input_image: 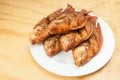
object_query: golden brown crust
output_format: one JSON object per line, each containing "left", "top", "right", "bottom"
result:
{"left": 29, "top": 4, "right": 75, "bottom": 44}
{"left": 72, "top": 23, "right": 103, "bottom": 66}
{"left": 44, "top": 35, "right": 61, "bottom": 57}
{"left": 29, "top": 5, "right": 90, "bottom": 44}
{"left": 60, "top": 31, "right": 81, "bottom": 52}
{"left": 60, "top": 16, "right": 97, "bottom": 52}
{"left": 72, "top": 43, "right": 89, "bottom": 66}
{"left": 29, "top": 27, "right": 49, "bottom": 44}
{"left": 48, "top": 11, "right": 88, "bottom": 35}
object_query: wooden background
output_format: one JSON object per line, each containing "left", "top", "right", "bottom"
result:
{"left": 0, "top": 0, "right": 120, "bottom": 80}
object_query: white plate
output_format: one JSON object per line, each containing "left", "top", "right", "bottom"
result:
{"left": 29, "top": 16, "right": 115, "bottom": 76}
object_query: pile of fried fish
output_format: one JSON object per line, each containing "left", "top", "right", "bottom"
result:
{"left": 29, "top": 4, "right": 103, "bottom": 66}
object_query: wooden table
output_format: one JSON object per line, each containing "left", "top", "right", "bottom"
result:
{"left": 0, "top": 0, "right": 120, "bottom": 80}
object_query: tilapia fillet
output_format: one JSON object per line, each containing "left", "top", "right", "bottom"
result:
{"left": 72, "top": 23, "right": 103, "bottom": 66}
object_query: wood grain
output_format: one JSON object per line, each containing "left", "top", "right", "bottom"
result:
{"left": 0, "top": 0, "right": 120, "bottom": 80}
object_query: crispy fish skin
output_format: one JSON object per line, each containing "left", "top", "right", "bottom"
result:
{"left": 48, "top": 11, "right": 88, "bottom": 34}
{"left": 29, "top": 9, "right": 62, "bottom": 44}
{"left": 29, "top": 4, "right": 75, "bottom": 44}
{"left": 72, "top": 42, "right": 89, "bottom": 66}
{"left": 79, "top": 16, "right": 98, "bottom": 40}
{"left": 60, "top": 16, "right": 97, "bottom": 52}
{"left": 72, "top": 23, "right": 103, "bottom": 66}
{"left": 60, "top": 31, "right": 81, "bottom": 52}
{"left": 44, "top": 35, "right": 61, "bottom": 57}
